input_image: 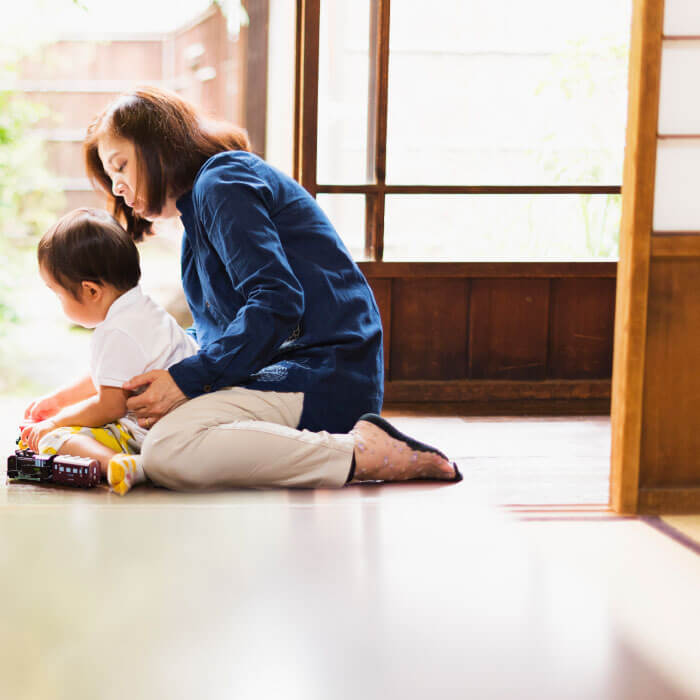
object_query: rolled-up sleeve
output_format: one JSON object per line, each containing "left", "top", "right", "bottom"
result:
{"left": 168, "top": 162, "right": 305, "bottom": 397}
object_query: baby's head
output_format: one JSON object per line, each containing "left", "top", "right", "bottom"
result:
{"left": 38, "top": 208, "right": 141, "bottom": 328}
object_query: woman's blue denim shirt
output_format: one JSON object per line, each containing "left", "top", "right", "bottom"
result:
{"left": 168, "top": 151, "right": 383, "bottom": 433}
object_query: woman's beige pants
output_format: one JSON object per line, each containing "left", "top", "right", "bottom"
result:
{"left": 141, "top": 387, "right": 355, "bottom": 490}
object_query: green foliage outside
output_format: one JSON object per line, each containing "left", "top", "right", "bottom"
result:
{"left": 537, "top": 38, "right": 628, "bottom": 258}
{"left": 0, "top": 0, "right": 85, "bottom": 344}
{"left": 0, "top": 91, "right": 64, "bottom": 336}
{"left": 0, "top": 33, "right": 65, "bottom": 397}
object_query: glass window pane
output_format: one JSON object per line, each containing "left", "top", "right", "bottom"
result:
{"left": 383, "top": 195, "right": 621, "bottom": 261}
{"left": 317, "top": 0, "right": 371, "bottom": 184}
{"left": 266, "top": 0, "right": 297, "bottom": 176}
{"left": 316, "top": 194, "right": 366, "bottom": 260}
{"left": 386, "top": 0, "right": 631, "bottom": 185}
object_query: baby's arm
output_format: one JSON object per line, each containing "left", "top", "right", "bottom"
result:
{"left": 24, "top": 375, "right": 97, "bottom": 421}
{"left": 21, "top": 386, "right": 129, "bottom": 452}
{"left": 49, "top": 385, "right": 128, "bottom": 429}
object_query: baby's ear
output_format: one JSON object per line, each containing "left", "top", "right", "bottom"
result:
{"left": 81, "top": 280, "right": 102, "bottom": 299}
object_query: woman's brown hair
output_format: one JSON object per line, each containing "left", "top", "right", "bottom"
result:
{"left": 84, "top": 86, "right": 250, "bottom": 241}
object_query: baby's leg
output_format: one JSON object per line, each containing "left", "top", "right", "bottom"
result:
{"left": 106, "top": 453, "right": 146, "bottom": 495}
{"left": 55, "top": 435, "right": 146, "bottom": 494}
{"left": 38, "top": 425, "right": 140, "bottom": 489}
{"left": 58, "top": 435, "right": 117, "bottom": 478}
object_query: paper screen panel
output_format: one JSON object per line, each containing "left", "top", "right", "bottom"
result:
{"left": 653, "top": 139, "right": 700, "bottom": 231}
{"left": 664, "top": 0, "right": 700, "bottom": 36}
{"left": 658, "top": 42, "right": 700, "bottom": 134}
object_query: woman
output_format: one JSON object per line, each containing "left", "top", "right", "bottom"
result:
{"left": 80, "top": 86, "right": 460, "bottom": 492}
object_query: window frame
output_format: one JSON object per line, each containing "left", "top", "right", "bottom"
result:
{"left": 293, "top": 0, "right": 622, "bottom": 262}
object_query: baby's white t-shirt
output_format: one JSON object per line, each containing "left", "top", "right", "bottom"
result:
{"left": 90, "top": 284, "right": 199, "bottom": 446}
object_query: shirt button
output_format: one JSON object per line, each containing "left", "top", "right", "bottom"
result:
{"left": 203, "top": 384, "right": 212, "bottom": 392}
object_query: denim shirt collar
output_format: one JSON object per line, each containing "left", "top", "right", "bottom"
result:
{"left": 176, "top": 189, "right": 194, "bottom": 228}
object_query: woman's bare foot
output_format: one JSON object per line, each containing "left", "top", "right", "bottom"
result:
{"left": 350, "top": 414, "right": 461, "bottom": 483}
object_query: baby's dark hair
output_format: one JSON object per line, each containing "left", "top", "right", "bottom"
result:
{"left": 38, "top": 208, "right": 141, "bottom": 299}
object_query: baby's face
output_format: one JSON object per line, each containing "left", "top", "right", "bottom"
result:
{"left": 39, "top": 266, "right": 106, "bottom": 329}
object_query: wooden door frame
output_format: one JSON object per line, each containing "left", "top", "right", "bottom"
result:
{"left": 610, "top": 0, "right": 664, "bottom": 514}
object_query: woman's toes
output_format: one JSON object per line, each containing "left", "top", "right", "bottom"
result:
{"left": 351, "top": 419, "right": 457, "bottom": 482}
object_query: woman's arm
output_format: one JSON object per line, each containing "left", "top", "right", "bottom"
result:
{"left": 24, "top": 374, "right": 97, "bottom": 421}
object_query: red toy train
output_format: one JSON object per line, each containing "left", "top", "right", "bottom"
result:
{"left": 7, "top": 448, "right": 100, "bottom": 488}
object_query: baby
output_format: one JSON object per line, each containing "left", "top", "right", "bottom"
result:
{"left": 21, "top": 208, "right": 198, "bottom": 494}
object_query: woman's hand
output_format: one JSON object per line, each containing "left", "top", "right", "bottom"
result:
{"left": 21, "top": 419, "right": 57, "bottom": 453}
{"left": 123, "top": 370, "right": 188, "bottom": 428}
{"left": 24, "top": 393, "right": 61, "bottom": 422}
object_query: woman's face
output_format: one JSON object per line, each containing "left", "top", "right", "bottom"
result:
{"left": 97, "top": 133, "right": 179, "bottom": 221}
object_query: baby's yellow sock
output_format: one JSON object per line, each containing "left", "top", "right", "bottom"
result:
{"left": 108, "top": 454, "right": 146, "bottom": 496}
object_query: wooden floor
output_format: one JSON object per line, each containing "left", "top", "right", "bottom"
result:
{"left": 1, "top": 409, "right": 699, "bottom": 699}
{"left": 383, "top": 410, "right": 612, "bottom": 505}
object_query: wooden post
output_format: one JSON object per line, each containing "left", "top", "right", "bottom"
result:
{"left": 293, "top": 0, "right": 320, "bottom": 197}
{"left": 364, "top": 0, "right": 390, "bottom": 260}
{"left": 610, "top": 0, "right": 664, "bottom": 513}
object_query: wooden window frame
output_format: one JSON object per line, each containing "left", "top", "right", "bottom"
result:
{"left": 293, "top": 0, "right": 622, "bottom": 262}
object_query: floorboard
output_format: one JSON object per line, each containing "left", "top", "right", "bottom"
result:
{"left": 2, "top": 407, "right": 698, "bottom": 699}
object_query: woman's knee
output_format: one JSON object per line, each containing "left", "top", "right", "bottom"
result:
{"left": 140, "top": 417, "right": 204, "bottom": 490}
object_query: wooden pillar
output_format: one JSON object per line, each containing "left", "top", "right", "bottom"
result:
{"left": 364, "top": 0, "right": 391, "bottom": 260}
{"left": 293, "top": 0, "right": 320, "bottom": 197}
{"left": 611, "top": 0, "right": 700, "bottom": 514}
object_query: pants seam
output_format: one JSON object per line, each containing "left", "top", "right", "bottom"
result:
{"left": 209, "top": 421, "right": 354, "bottom": 456}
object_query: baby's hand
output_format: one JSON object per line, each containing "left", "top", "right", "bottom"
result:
{"left": 21, "top": 419, "right": 57, "bottom": 453}
{"left": 24, "top": 394, "right": 61, "bottom": 422}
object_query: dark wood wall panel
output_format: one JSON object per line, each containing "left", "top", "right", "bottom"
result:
{"left": 390, "top": 278, "right": 469, "bottom": 380}
{"left": 359, "top": 263, "right": 615, "bottom": 410}
{"left": 549, "top": 278, "right": 616, "bottom": 378}
{"left": 368, "top": 278, "right": 392, "bottom": 379}
{"left": 640, "top": 260, "right": 700, "bottom": 489}
{"left": 468, "top": 279, "right": 550, "bottom": 379}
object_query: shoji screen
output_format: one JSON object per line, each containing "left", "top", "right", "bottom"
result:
{"left": 656, "top": 1, "right": 700, "bottom": 230}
